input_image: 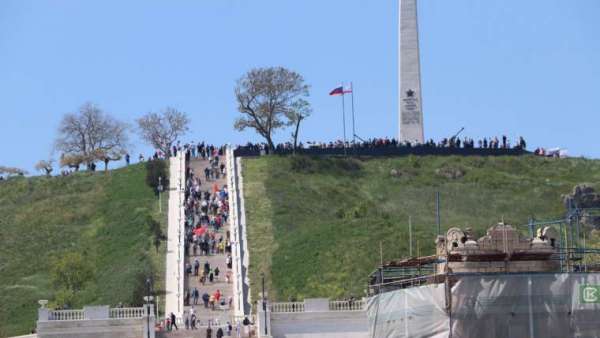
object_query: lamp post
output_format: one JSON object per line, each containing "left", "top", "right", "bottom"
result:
{"left": 144, "top": 278, "right": 154, "bottom": 338}
{"left": 157, "top": 176, "right": 164, "bottom": 214}
{"left": 261, "top": 273, "right": 267, "bottom": 336}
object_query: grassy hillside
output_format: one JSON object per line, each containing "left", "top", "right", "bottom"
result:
{"left": 242, "top": 155, "right": 600, "bottom": 302}
{"left": 0, "top": 163, "right": 167, "bottom": 337}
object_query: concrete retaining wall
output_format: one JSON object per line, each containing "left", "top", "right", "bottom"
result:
{"left": 37, "top": 318, "right": 144, "bottom": 338}
{"left": 270, "top": 311, "right": 368, "bottom": 338}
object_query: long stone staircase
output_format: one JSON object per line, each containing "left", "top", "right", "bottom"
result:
{"left": 185, "top": 158, "right": 233, "bottom": 324}
{"left": 159, "top": 155, "right": 245, "bottom": 337}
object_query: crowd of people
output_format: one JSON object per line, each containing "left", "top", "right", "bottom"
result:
{"left": 235, "top": 135, "right": 528, "bottom": 154}
{"left": 161, "top": 145, "right": 244, "bottom": 336}
{"left": 139, "top": 142, "right": 226, "bottom": 163}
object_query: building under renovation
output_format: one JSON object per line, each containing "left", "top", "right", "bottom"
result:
{"left": 367, "top": 218, "right": 600, "bottom": 338}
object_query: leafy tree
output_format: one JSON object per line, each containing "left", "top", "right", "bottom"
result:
{"left": 136, "top": 107, "right": 190, "bottom": 156}
{"left": 147, "top": 215, "right": 165, "bottom": 253}
{"left": 52, "top": 289, "right": 76, "bottom": 309}
{"left": 59, "top": 154, "right": 85, "bottom": 172}
{"left": 55, "top": 102, "right": 129, "bottom": 170}
{"left": 131, "top": 268, "right": 154, "bottom": 307}
{"left": 0, "top": 166, "right": 27, "bottom": 178}
{"left": 35, "top": 159, "right": 54, "bottom": 176}
{"left": 145, "top": 159, "right": 168, "bottom": 194}
{"left": 50, "top": 252, "right": 94, "bottom": 293}
{"left": 234, "top": 67, "right": 310, "bottom": 150}
{"left": 285, "top": 98, "right": 312, "bottom": 151}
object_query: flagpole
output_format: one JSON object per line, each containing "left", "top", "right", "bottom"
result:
{"left": 350, "top": 82, "right": 356, "bottom": 145}
{"left": 341, "top": 82, "right": 347, "bottom": 156}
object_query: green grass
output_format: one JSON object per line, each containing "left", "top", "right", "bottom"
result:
{"left": 243, "top": 155, "right": 600, "bottom": 302}
{"left": 0, "top": 163, "right": 167, "bottom": 337}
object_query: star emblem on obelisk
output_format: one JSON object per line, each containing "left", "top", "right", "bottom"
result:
{"left": 406, "top": 89, "right": 415, "bottom": 97}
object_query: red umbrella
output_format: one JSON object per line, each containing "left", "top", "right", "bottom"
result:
{"left": 193, "top": 227, "right": 207, "bottom": 236}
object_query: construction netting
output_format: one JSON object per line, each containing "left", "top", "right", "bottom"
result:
{"left": 367, "top": 273, "right": 600, "bottom": 338}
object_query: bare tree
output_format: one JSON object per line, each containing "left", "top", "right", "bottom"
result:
{"left": 0, "top": 166, "right": 28, "bottom": 177}
{"left": 234, "top": 67, "right": 310, "bottom": 150}
{"left": 285, "top": 98, "right": 312, "bottom": 151}
{"left": 96, "top": 149, "right": 124, "bottom": 172}
{"left": 35, "top": 160, "right": 54, "bottom": 176}
{"left": 55, "top": 102, "right": 129, "bottom": 169}
{"left": 136, "top": 107, "right": 190, "bottom": 156}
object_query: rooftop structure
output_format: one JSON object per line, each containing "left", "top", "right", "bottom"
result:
{"left": 435, "top": 223, "right": 560, "bottom": 274}
{"left": 369, "top": 214, "right": 600, "bottom": 295}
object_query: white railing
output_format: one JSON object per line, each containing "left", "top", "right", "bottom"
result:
{"left": 269, "top": 300, "right": 365, "bottom": 313}
{"left": 329, "top": 300, "right": 365, "bottom": 311}
{"left": 227, "top": 146, "right": 250, "bottom": 317}
{"left": 236, "top": 155, "right": 252, "bottom": 313}
{"left": 48, "top": 310, "right": 84, "bottom": 321}
{"left": 109, "top": 307, "right": 145, "bottom": 319}
{"left": 165, "top": 152, "right": 186, "bottom": 319}
{"left": 270, "top": 302, "right": 305, "bottom": 313}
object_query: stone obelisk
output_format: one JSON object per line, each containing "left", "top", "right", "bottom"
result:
{"left": 399, "top": 0, "right": 424, "bottom": 144}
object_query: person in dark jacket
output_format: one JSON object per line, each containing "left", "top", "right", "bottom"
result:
{"left": 202, "top": 292, "right": 210, "bottom": 308}
{"left": 170, "top": 312, "right": 178, "bottom": 330}
{"left": 206, "top": 325, "right": 212, "bottom": 338}
{"left": 216, "top": 327, "right": 224, "bottom": 338}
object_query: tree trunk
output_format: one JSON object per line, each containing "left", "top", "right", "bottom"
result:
{"left": 266, "top": 135, "right": 275, "bottom": 153}
{"left": 292, "top": 116, "right": 303, "bottom": 153}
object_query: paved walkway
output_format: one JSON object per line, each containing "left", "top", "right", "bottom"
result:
{"left": 161, "top": 152, "right": 252, "bottom": 338}
{"left": 165, "top": 153, "right": 185, "bottom": 320}
{"left": 183, "top": 156, "right": 234, "bottom": 326}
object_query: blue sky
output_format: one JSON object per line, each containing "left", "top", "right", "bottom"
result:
{"left": 1, "top": 0, "right": 599, "bottom": 172}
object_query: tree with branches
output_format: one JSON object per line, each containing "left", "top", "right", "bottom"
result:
{"left": 59, "top": 154, "right": 85, "bottom": 172}
{"left": 35, "top": 159, "right": 54, "bottom": 176}
{"left": 285, "top": 98, "right": 312, "bottom": 151}
{"left": 136, "top": 107, "right": 190, "bottom": 156}
{"left": 55, "top": 102, "right": 129, "bottom": 170}
{"left": 0, "top": 166, "right": 27, "bottom": 178}
{"left": 234, "top": 67, "right": 311, "bottom": 150}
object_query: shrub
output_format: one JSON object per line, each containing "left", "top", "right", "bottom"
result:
{"left": 50, "top": 252, "right": 95, "bottom": 292}
{"left": 145, "top": 160, "right": 168, "bottom": 194}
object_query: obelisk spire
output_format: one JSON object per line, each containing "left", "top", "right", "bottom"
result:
{"left": 399, "top": 0, "right": 424, "bottom": 144}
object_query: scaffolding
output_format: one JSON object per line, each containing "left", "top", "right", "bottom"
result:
{"left": 368, "top": 207, "right": 600, "bottom": 296}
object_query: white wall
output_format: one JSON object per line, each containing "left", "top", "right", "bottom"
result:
{"left": 37, "top": 318, "right": 144, "bottom": 338}
{"left": 270, "top": 311, "right": 368, "bottom": 338}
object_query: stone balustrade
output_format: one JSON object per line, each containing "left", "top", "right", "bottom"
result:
{"left": 37, "top": 304, "right": 155, "bottom": 338}
{"left": 270, "top": 302, "right": 305, "bottom": 313}
{"left": 258, "top": 298, "right": 368, "bottom": 338}
{"left": 109, "top": 307, "right": 145, "bottom": 319}
{"left": 329, "top": 300, "right": 365, "bottom": 311}
{"left": 41, "top": 306, "right": 147, "bottom": 322}
{"left": 47, "top": 310, "right": 84, "bottom": 321}
{"left": 269, "top": 299, "right": 365, "bottom": 313}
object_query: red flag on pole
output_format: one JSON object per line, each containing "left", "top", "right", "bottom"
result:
{"left": 329, "top": 86, "right": 344, "bottom": 96}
